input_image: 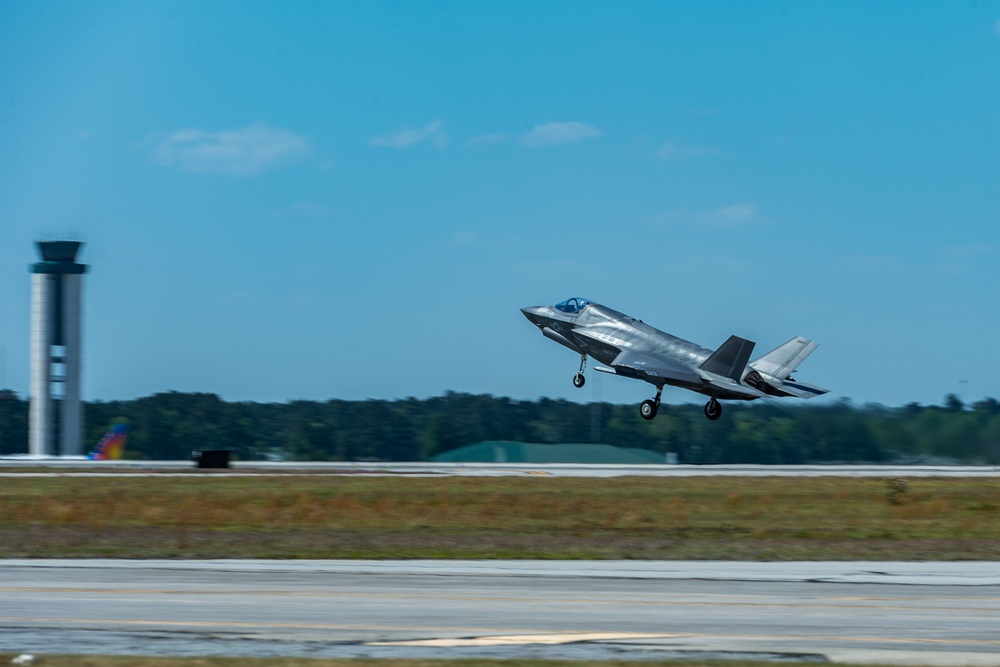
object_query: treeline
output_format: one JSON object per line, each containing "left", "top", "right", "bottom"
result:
{"left": 0, "top": 391, "right": 998, "bottom": 464}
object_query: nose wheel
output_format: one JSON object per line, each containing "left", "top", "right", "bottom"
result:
{"left": 704, "top": 398, "right": 722, "bottom": 420}
{"left": 639, "top": 386, "right": 663, "bottom": 420}
{"left": 572, "top": 355, "right": 587, "bottom": 388}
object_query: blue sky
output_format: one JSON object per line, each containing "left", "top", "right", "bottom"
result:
{"left": 1, "top": 1, "right": 998, "bottom": 408}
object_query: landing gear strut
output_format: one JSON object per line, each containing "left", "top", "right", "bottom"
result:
{"left": 572, "top": 355, "right": 587, "bottom": 388}
{"left": 704, "top": 398, "right": 722, "bottom": 421}
{"left": 640, "top": 386, "right": 663, "bottom": 420}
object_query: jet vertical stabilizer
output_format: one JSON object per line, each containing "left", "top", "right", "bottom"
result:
{"left": 699, "top": 335, "right": 755, "bottom": 381}
{"left": 88, "top": 424, "right": 129, "bottom": 460}
{"left": 751, "top": 336, "right": 818, "bottom": 380}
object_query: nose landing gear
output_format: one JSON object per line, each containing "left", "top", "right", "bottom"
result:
{"left": 572, "top": 355, "right": 587, "bottom": 388}
{"left": 639, "top": 386, "right": 663, "bottom": 420}
{"left": 704, "top": 398, "right": 722, "bottom": 420}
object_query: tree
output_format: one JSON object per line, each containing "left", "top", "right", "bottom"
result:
{"left": 19, "top": 390, "right": 999, "bottom": 464}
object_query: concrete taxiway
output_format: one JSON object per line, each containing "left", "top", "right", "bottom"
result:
{"left": 0, "top": 460, "right": 998, "bottom": 477}
{"left": 1, "top": 560, "right": 999, "bottom": 664}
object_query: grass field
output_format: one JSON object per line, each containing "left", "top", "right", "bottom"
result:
{"left": 1, "top": 475, "right": 997, "bottom": 559}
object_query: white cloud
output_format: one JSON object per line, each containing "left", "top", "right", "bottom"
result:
{"left": 654, "top": 141, "right": 720, "bottom": 160}
{"left": 937, "top": 243, "right": 996, "bottom": 259}
{"left": 837, "top": 246, "right": 995, "bottom": 277}
{"left": 519, "top": 122, "right": 602, "bottom": 147}
{"left": 936, "top": 261, "right": 967, "bottom": 276}
{"left": 150, "top": 124, "right": 312, "bottom": 176}
{"left": 370, "top": 120, "right": 447, "bottom": 148}
{"left": 934, "top": 243, "right": 996, "bottom": 275}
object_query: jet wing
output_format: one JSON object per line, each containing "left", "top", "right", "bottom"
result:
{"left": 595, "top": 349, "right": 703, "bottom": 385}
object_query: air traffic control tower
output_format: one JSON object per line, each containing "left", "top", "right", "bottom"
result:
{"left": 29, "top": 241, "right": 88, "bottom": 456}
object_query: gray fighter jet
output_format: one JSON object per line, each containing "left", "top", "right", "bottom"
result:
{"left": 521, "top": 297, "right": 828, "bottom": 420}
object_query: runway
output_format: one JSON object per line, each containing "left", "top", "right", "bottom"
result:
{"left": 1, "top": 460, "right": 998, "bottom": 477}
{"left": 2, "top": 560, "right": 999, "bottom": 665}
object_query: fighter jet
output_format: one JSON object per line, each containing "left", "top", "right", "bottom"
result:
{"left": 521, "top": 297, "right": 828, "bottom": 420}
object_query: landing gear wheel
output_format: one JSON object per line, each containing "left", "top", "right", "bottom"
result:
{"left": 571, "top": 355, "right": 588, "bottom": 388}
{"left": 704, "top": 398, "right": 722, "bottom": 421}
{"left": 640, "top": 399, "right": 658, "bottom": 420}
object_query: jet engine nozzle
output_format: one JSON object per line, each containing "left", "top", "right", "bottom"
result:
{"left": 744, "top": 370, "right": 784, "bottom": 396}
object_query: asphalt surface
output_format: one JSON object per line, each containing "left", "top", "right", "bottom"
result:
{"left": 2, "top": 560, "right": 999, "bottom": 664}
{"left": 1, "top": 460, "right": 998, "bottom": 477}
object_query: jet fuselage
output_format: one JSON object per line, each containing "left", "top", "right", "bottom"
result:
{"left": 521, "top": 302, "right": 716, "bottom": 394}
{"left": 522, "top": 297, "right": 828, "bottom": 420}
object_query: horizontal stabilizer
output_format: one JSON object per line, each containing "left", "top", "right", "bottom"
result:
{"left": 751, "top": 336, "right": 819, "bottom": 380}
{"left": 777, "top": 379, "right": 829, "bottom": 399}
{"left": 699, "top": 335, "right": 755, "bottom": 382}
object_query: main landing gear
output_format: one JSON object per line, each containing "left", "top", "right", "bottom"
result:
{"left": 640, "top": 386, "right": 663, "bottom": 420}
{"left": 572, "top": 355, "right": 587, "bottom": 388}
{"left": 639, "top": 393, "right": 723, "bottom": 421}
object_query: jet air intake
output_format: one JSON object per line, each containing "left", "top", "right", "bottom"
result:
{"left": 542, "top": 327, "right": 584, "bottom": 355}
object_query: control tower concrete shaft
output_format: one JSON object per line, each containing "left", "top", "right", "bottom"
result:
{"left": 30, "top": 241, "right": 88, "bottom": 456}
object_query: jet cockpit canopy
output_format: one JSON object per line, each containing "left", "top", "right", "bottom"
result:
{"left": 554, "top": 297, "right": 592, "bottom": 314}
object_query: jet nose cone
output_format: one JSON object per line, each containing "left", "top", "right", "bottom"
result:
{"left": 520, "top": 306, "right": 545, "bottom": 324}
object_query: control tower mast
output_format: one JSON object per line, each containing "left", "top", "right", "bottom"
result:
{"left": 30, "top": 241, "right": 88, "bottom": 456}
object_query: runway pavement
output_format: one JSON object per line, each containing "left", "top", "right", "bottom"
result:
{"left": 0, "top": 460, "right": 998, "bottom": 477}
{"left": 2, "top": 560, "right": 999, "bottom": 664}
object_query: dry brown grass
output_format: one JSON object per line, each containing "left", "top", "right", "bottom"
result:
{"left": 0, "top": 476, "right": 997, "bottom": 559}
{"left": 0, "top": 657, "right": 917, "bottom": 667}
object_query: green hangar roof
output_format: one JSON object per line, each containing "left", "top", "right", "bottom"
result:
{"left": 431, "top": 441, "right": 665, "bottom": 464}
